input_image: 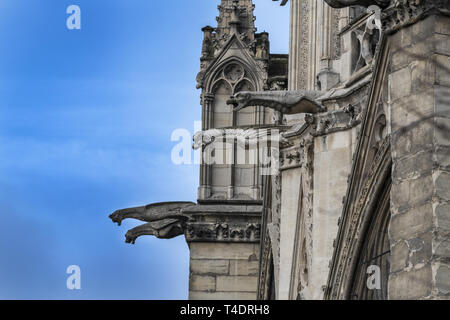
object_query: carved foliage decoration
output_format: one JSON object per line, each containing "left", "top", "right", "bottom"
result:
{"left": 186, "top": 222, "right": 261, "bottom": 242}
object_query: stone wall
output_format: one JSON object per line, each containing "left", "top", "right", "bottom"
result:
{"left": 278, "top": 167, "right": 302, "bottom": 299}
{"left": 308, "top": 128, "right": 357, "bottom": 299}
{"left": 388, "top": 14, "right": 450, "bottom": 299}
{"left": 189, "top": 242, "right": 260, "bottom": 300}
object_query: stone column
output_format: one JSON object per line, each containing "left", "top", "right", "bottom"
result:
{"left": 185, "top": 205, "right": 262, "bottom": 300}
{"left": 388, "top": 14, "right": 450, "bottom": 299}
{"left": 288, "top": 0, "right": 314, "bottom": 91}
{"left": 198, "top": 94, "right": 214, "bottom": 200}
{"left": 278, "top": 166, "right": 302, "bottom": 299}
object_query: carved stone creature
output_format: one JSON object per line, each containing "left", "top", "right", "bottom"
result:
{"left": 274, "top": 0, "right": 391, "bottom": 8}
{"left": 109, "top": 201, "right": 196, "bottom": 243}
{"left": 125, "top": 219, "right": 185, "bottom": 244}
{"left": 227, "top": 91, "right": 325, "bottom": 115}
{"left": 192, "top": 128, "right": 288, "bottom": 151}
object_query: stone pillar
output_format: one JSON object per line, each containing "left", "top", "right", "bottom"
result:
{"left": 278, "top": 166, "right": 302, "bottom": 299}
{"left": 188, "top": 242, "right": 260, "bottom": 300}
{"left": 288, "top": 0, "right": 315, "bottom": 91}
{"left": 310, "top": 129, "right": 356, "bottom": 299}
{"left": 388, "top": 14, "right": 450, "bottom": 299}
{"left": 185, "top": 205, "right": 262, "bottom": 300}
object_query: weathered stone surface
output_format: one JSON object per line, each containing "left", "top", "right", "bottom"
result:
{"left": 411, "top": 14, "right": 437, "bottom": 41}
{"left": 216, "top": 276, "right": 258, "bottom": 292}
{"left": 436, "top": 54, "right": 450, "bottom": 86}
{"left": 435, "top": 171, "right": 450, "bottom": 200}
{"left": 392, "top": 119, "right": 434, "bottom": 157}
{"left": 411, "top": 59, "right": 436, "bottom": 93}
{"left": 436, "top": 147, "right": 450, "bottom": 169}
{"left": 435, "top": 33, "right": 450, "bottom": 56}
{"left": 393, "top": 150, "right": 433, "bottom": 182}
{"left": 436, "top": 15, "right": 450, "bottom": 36}
{"left": 389, "top": 203, "right": 433, "bottom": 241}
{"left": 190, "top": 259, "right": 229, "bottom": 276}
{"left": 435, "top": 86, "right": 450, "bottom": 115}
{"left": 408, "top": 233, "right": 432, "bottom": 266}
{"left": 189, "top": 291, "right": 256, "bottom": 300}
{"left": 435, "top": 203, "right": 450, "bottom": 231}
{"left": 390, "top": 90, "right": 434, "bottom": 134}
{"left": 190, "top": 243, "right": 258, "bottom": 260}
{"left": 436, "top": 118, "right": 450, "bottom": 147}
{"left": 190, "top": 275, "right": 216, "bottom": 292}
{"left": 389, "top": 265, "right": 432, "bottom": 299}
{"left": 390, "top": 26, "right": 413, "bottom": 51}
{"left": 389, "top": 67, "right": 411, "bottom": 102}
{"left": 435, "top": 265, "right": 450, "bottom": 295}
{"left": 390, "top": 241, "right": 409, "bottom": 273}
{"left": 229, "top": 260, "right": 259, "bottom": 276}
{"left": 391, "top": 176, "right": 434, "bottom": 214}
{"left": 434, "top": 232, "right": 450, "bottom": 259}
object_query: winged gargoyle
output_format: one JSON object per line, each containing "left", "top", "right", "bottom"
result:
{"left": 273, "top": 0, "right": 391, "bottom": 8}
{"left": 109, "top": 201, "right": 196, "bottom": 243}
{"left": 227, "top": 91, "right": 326, "bottom": 115}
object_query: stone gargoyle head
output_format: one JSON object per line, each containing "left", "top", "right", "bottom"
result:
{"left": 226, "top": 92, "right": 252, "bottom": 112}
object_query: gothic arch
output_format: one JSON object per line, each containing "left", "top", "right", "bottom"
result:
{"left": 348, "top": 177, "right": 391, "bottom": 300}
{"left": 327, "top": 137, "right": 392, "bottom": 299}
{"left": 205, "top": 57, "right": 260, "bottom": 94}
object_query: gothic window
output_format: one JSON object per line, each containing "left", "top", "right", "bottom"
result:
{"left": 210, "top": 62, "right": 257, "bottom": 128}
{"left": 234, "top": 79, "right": 255, "bottom": 126}
{"left": 212, "top": 80, "right": 233, "bottom": 128}
{"left": 207, "top": 61, "right": 260, "bottom": 199}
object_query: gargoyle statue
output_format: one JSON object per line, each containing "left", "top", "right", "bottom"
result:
{"left": 227, "top": 91, "right": 325, "bottom": 115}
{"left": 109, "top": 201, "right": 196, "bottom": 243}
{"left": 192, "top": 128, "right": 288, "bottom": 151}
{"left": 125, "top": 219, "right": 184, "bottom": 244}
{"left": 273, "top": 0, "right": 391, "bottom": 8}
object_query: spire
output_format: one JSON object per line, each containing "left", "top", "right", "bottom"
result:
{"left": 197, "top": 0, "right": 269, "bottom": 90}
{"left": 216, "top": 0, "right": 256, "bottom": 42}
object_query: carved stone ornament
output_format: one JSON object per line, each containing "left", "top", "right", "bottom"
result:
{"left": 227, "top": 90, "right": 326, "bottom": 115}
{"left": 192, "top": 127, "right": 289, "bottom": 151}
{"left": 109, "top": 202, "right": 196, "bottom": 243}
{"left": 273, "top": 0, "right": 450, "bottom": 35}
{"left": 382, "top": 0, "right": 450, "bottom": 34}
{"left": 309, "top": 104, "right": 362, "bottom": 137}
{"left": 186, "top": 222, "right": 261, "bottom": 243}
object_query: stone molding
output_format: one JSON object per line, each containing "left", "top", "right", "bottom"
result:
{"left": 186, "top": 222, "right": 261, "bottom": 243}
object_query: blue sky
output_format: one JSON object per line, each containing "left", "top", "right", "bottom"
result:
{"left": 0, "top": 0, "right": 288, "bottom": 299}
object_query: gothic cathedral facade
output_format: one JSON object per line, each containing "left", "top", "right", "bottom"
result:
{"left": 110, "top": 0, "right": 450, "bottom": 300}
